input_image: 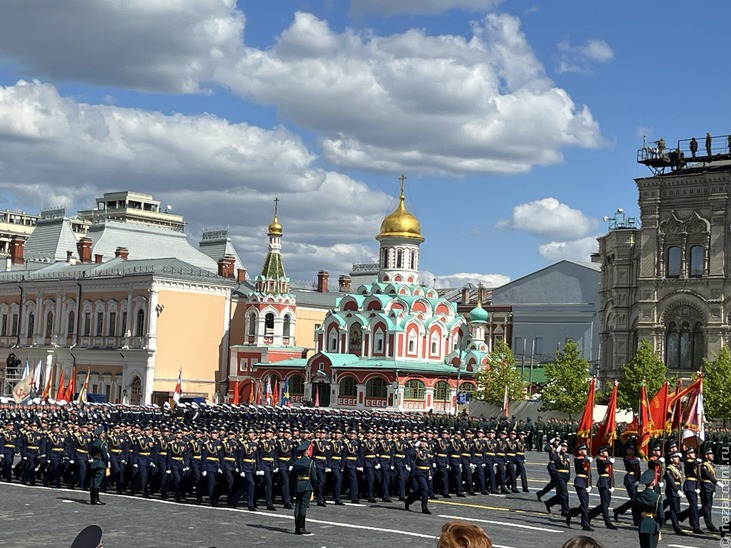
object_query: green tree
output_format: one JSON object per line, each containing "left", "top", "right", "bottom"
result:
{"left": 701, "top": 345, "right": 731, "bottom": 421}
{"left": 539, "top": 339, "right": 591, "bottom": 418}
{"left": 474, "top": 339, "right": 523, "bottom": 406}
{"left": 617, "top": 339, "right": 667, "bottom": 411}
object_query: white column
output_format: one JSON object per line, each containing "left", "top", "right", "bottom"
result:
{"left": 53, "top": 292, "right": 63, "bottom": 345}
{"left": 143, "top": 285, "right": 159, "bottom": 404}
{"left": 34, "top": 292, "right": 42, "bottom": 344}
{"left": 273, "top": 315, "right": 283, "bottom": 345}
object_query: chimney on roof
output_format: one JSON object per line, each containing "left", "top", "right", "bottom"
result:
{"left": 94, "top": 253, "right": 103, "bottom": 264}
{"left": 338, "top": 275, "right": 351, "bottom": 293}
{"left": 77, "top": 237, "right": 92, "bottom": 264}
{"left": 217, "top": 254, "right": 236, "bottom": 279}
{"left": 461, "top": 287, "right": 469, "bottom": 305}
{"left": 9, "top": 235, "right": 25, "bottom": 265}
{"left": 115, "top": 247, "right": 129, "bottom": 260}
{"left": 317, "top": 270, "right": 329, "bottom": 293}
{"left": 237, "top": 268, "right": 247, "bottom": 284}
{"left": 66, "top": 250, "right": 73, "bottom": 263}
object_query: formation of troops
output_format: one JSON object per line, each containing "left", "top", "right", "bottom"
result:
{"left": 0, "top": 400, "right": 727, "bottom": 539}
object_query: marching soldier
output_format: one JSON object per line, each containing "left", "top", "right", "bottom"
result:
{"left": 343, "top": 428, "right": 362, "bottom": 503}
{"left": 393, "top": 429, "right": 410, "bottom": 501}
{"left": 89, "top": 425, "right": 110, "bottom": 506}
{"left": 362, "top": 429, "right": 379, "bottom": 503}
{"left": 22, "top": 422, "right": 44, "bottom": 485}
{"left": 220, "top": 430, "right": 242, "bottom": 508}
{"left": 241, "top": 428, "right": 260, "bottom": 511}
{"left": 677, "top": 447, "right": 704, "bottom": 534}
{"left": 259, "top": 427, "right": 278, "bottom": 510}
{"left": 0, "top": 421, "right": 19, "bottom": 482}
{"left": 404, "top": 436, "right": 432, "bottom": 514}
{"left": 71, "top": 424, "right": 93, "bottom": 490}
{"left": 200, "top": 428, "right": 223, "bottom": 507}
{"left": 377, "top": 429, "right": 394, "bottom": 502}
{"left": 536, "top": 435, "right": 561, "bottom": 501}
{"left": 566, "top": 442, "right": 593, "bottom": 531}
{"left": 514, "top": 431, "right": 529, "bottom": 493}
{"left": 167, "top": 428, "right": 190, "bottom": 503}
{"left": 434, "top": 430, "right": 451, "bottom": 498}
{"left": 614, "top": 444, "right": 641, "bottom": 522}
{"left": 664, "top": 450, "right": 686, "bottom": 536}
{"left": 44, "top": 422, "right": 70, "bottom": 488}
{"left": 329, "top": 428, "right": 345, "bottom": 505}
{"left": 544, "top": 440, "right": 571, "bottom": 516}
{"left": 587, "top": 445, "right": 617, "bottom": 529}
{"left": 484, "top": 429, "right": 498, "bottom": 494}
{"left": 472, "top": 429, "right": 487, "bottom": 495}
{"left": 700, "top": 447, "right": 722, "bottom": 532}
{"left": 494, "top": 430, "right": 509, "bottom": 494}
{"left": 461, "top": 430, "right": 476, "bottom": 496}
{"left": 276, "top": 428, "right": 296, "bottom": 509}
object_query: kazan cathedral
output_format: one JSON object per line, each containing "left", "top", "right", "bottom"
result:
{"left": 242, "top": 180, "right": 491, "bottom": 413}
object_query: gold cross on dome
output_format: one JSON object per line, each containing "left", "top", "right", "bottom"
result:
{"left": 273, "top": 197, "right": 279, "bottom": 216}
{"left": 399, "top": 174, "right": 407, "bottom": 195}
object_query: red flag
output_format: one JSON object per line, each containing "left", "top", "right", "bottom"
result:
{"left": 314, "top": 385, "right": 320, "bottom": 407}
{"left": 42, "top": 369, "right": 52, "bottom": 401}
{"left": 667, "top": 377, "right": 701, "bottom": 408}
{"left": 233, "top": 380, "right": 240, "bottom": 405}
{"left": 55, "top": 369, "right": 66, "bottom": 401}
{"left": 64, "top": 366, "right": 76, "bottom": 401}
{"left": 248, "top": 381, "right": 255, "bottom": 404}
{"left": 681, "top": 377, "right": 704, "bottom": 450}
{"left": 592, "top": 381, "right": 618, "bottom": 456}
{"left": 502, "top": 385, "right": 509, "bottom": 418}
{"left": 272, "top": 379, "right": 279, "bottom": 406}
{"left": 669, "top": 380, "right": 683, "bottom": 431}
{"left": 576, "top": 379, "right": 595, "bottom": 453}
{"left": 173, "top": 368, "right": 182, "bottom": 405}
{"left": 648, "top": 381, "right": 669, "bottom": 436}
{"left": 637, "top": 384, "right": 652, "bottom": 459}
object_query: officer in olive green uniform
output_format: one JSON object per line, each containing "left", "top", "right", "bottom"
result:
{"left": 89, "top": 425, "right": 110, "bottom": 505}
{"left": 632, "top": 469, "right": 665, "bottom": 548}
{"left": 293, "top": 440, "right": 314, "bottom": 535}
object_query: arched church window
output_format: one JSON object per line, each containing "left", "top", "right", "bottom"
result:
{"left": 349, "top": 323, "right": 362, "bottom": 350}
{"left": 248, "top": 313, "right": 256, "bottom": 336}
{"left": 666, "top": 246, "right": 681, "bottom": 278}
{"left": 403, "top": 379, "right": 425, "bottom": 400}
{"left": 329, "top": 330, "right": 338, "bottom": 352}
{"left": 374, "top": 329, "right": 384, "bottom": 353}
{"left": 688, "top": 245, "right": 704, "bottom": 277}
{"left": 434, "top": 380, "right": 449, "bottom": 402}
{"left": 135, "top": 309, "right": 145, "bottom": 337}
{"left": 410, "top": 250, "right": 416, "bottom": 270}
{"left": 283, "top": 314, "right": 291, "bottom": 338}
{"left": 408, "top": 331, "right": 417, "bottom": 353}
{"left": 45, "top": 311, "right": 54, "bottom": 338}
{"left": 430, "top": 332, "right": 440, "bottom": 355}
{"left": 665, "top": 317, "right": 704, "bottom": 370}
{"left": 366, "top": 377, "right": 387, "bottom": 398}
{"left": 265, "top": 313, "right": 274, "bottom": 335}
{"left": 396, "top": 249, "right": 403, "bottom": 269}
{"left": 339, "top": 376, "right": 357, "bottom": 397}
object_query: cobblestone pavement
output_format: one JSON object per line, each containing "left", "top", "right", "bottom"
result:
{"left": 0, "top": 458, "right": 725, "bottom": 548}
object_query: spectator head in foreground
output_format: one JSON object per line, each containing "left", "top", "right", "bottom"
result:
{"left": 437, "top": 520, "right": 492, "bottom": 548}
{"left": 561, "top": 536, "right": 606, "bottom": 548}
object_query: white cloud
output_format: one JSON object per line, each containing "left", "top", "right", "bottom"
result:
{"left": 496, "top": 197, "right": 597, "bottom": 240}
{"left": 555, "top": 38, "right": 614, "bottom": 74}
{"left": 0, "top": 80, "right": 390, "bottom": 280}
{"left": 538, "top": 236, "right": 599, "bottom": 263}
{"left": 0, "top": 0, "right": 245, "bottom": 93}
{"left": 422, "top": 271, "right": 510, "bottom": 289}
{"left": 224, "top": 12, "right": 603, "bottom": 175}
{"left": 349, "top": 0, "right": 502, "bottom": 17}
{"left": 0, "top": 6, "right": 604, "bottom": 177}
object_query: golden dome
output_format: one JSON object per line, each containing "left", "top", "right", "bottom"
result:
{"left": 376, "top": 187, "right": 424, "bottom": 242}
{"left": 268, "top": 215, "right": 283, "bottom": 236}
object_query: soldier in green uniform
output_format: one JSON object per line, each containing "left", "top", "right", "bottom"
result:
{"left": 632, "top": 469, "right": 665, "bottom": 548}
{"left": 89, "top": 425, "right": 110, "bottom": 505}
{"left": 293, "top": 440, "right": 314, "bottom": 535}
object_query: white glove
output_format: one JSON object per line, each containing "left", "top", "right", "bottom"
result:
{"left": 432, "top": 463, "right": 436, "bottom": 469}
{"left": 446, "top": 465, "right": 450, "bottom": 471}
{"left": 288, "top": 466, "right": 293, "bottom": 471}
{"left": 678, "top": 491, "right": 685, "bottom": 498}
{"left": 696, "top": 489, "right": 701, "bottom": 494}
{"left": 183, "top": 467, "right": 189, "bottom": 472}
{"left": 273, "top": 468, "right": 279, "bottom": 473}
{"left": 658, "top": 457, "right": 665, "bottom": 463}
{"left": 256, "top": 470, "right": 264, "bottom": 476}
{"left": 470, "top": 464, "right": 476, "bottom": 471}
{"left": 133, "top": 463, "right": 138, "bottom": 468}
{"left": 239, "top": 472, "right": 245, "bottom": 477}
{"left": 375, "top": 463, "right": 381, "bottom": 469}
{"left": 696, "top": 458, "right": 702, "bottom": 464}
{"left": 121, "top": 460, "right": 127, "bottom": 465}
{"left": 202, "top": 471, "right": 207, "bottom": 477}
{"left": 587, "top": 457, "right": 593, "bottom": 463}
{"left": 356, "top": 467, "right": 363, "bottom": 472}
{"left": 718, "top": 481, "right": 725, "bottom": 488}
{"left": 609, "top": 487, "right": 615, "bottom": 493}
{"left": 609, "top": 457, "right": 615, "bottom": 464}
{"left": 658, "top": 482, "right": 664, "bottom": 488}
{"left": 405, "top": 465, "right": 411, "bottom": 472}
{"left": 150, "top": 463, "right": 156, "bottom": 468}
{"left": 166, "top": 470, "right": 171, "bottom": 474}
{"left": 218, "top": 468, "right": 223, "bottom": 474}
{"left": 69, "top": 459, "right": 75, "bottom": 464}
{"left": 390, "top": 466, "right": 394, "bottom": 470}
{"left": 22, "top": 456, "right": 27, "bottom": 460}
{"left": 46, "top": 459, "right": 51, "bottom": 464}
{"left": 325, "top": 468, "right": 331, "bottom": 473}
{"left": 587, "top": 486, "right": 592, "bottom": 493}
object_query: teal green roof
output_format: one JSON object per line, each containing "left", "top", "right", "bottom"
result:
{"left": 260, "top": 250, "right": 286, "bottom": 290}
{"left": 255, "top": 357, "right": 308, "bottom": 368}
{"left": 469, "top": 302, "right": 488, "bottom": 322}
{"left": 318, "top": 352, "right": 361, "bottom": 366}
{"left": 330, "top": 358, "right": 475, "bottom": 375}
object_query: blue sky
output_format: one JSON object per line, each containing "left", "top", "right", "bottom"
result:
{"left": 0, "top": 1, "right": 729, "bottom": 287}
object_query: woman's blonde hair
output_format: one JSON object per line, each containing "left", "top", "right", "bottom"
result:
{"left": 436, "top": 520, "right": 492, "bottom": 548}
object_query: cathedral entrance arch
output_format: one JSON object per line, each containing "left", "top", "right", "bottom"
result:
{"left": 313, "top": 381, "right": 331, "bottom": 407}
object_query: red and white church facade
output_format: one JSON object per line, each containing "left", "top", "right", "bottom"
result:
{"left": 236, "top": 180, "right": 492, "bottom": 412}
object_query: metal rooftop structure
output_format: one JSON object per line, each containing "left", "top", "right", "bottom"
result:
{"left": 637, "top": 132, "right": 731, "bottom": 174}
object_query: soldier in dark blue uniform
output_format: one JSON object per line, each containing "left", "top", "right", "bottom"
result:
{"left": 393, "top": 429, "right": 410, "bottom": 500}
{"left": 132, "top": 425, "right": 155, "bottom": 497}
{"left": 566, "top": 443, "right": 593, "bottom": 531}
{"left": 614, "top": 444, "right": 640, "bottom": 522}
{"left": 472, "top": 429, "right": 487, "bottom": 495}
{"left": 587, "top": 445, "right": 618, "bottom": 529}
{"left": 484, "top": 429, "right": 497, "bottom": 494}
{"left": 167, "top": 428, "right": 190, "bottom": 503}
{"left": 329, "top": 428, "right": 345, "bottom": 505}
{"left": 276, "top": 428, "right": 296, "bottom": 509}
{"left": 700, "top": 447, "right": 722, "bottom": 532}
{"left": 311, "top": 427, "right": 332, "bottom": 506}
{"left": 678, "top": 447, "right": 704, "bottom": 534}
{"left": 461, "top": 429, "right": 476, "bottom": 495}
{"left": 241, "top": 427, "right": 260, "bottom": 511}
{"left": 220, "top": 430, "right": 242, "bottom": 508}
{"left": 515, "top": 431, "right": 529, "bottom": 492}
{"left": 22, "top": 422, "right": 43, "bottom": 485}
{"left": 663, "top": 450, "right": 686, "bottom": 536}
{"left": 494, "top": 430, "right": 509, "bottom": 494}
{"left": 362, "top": 429, "right": 379, "bottom": 502}
{"left": 343, "top": 428, "right": 362, "bottom": 503}
{"left": 378, "top": 429, "right": 394, "bottom": 502}
{"left": 434, "top": 430, "right": 451, "bottom": 498}
{"left": 544, "top": 440, "right": 570, "bottom": 516}
{"left": 536, "top": 435, "right": 561, "bottom": 501}
{"left": 108, "top": 424, "right": 129, "bottom": 494}
{"left": 200, "top": 428, "right": 223, "bottom": 506}
{"left": 0, "top": 421, "right": 19, "bottom": 482}
{"left": 404, "top": 436, "right": 432, "bottom": 514}
{"left": 71, "top": 424, "right": 93, "bottom": 490}
{"left": 44, "top": 423, "right": 70, "bottom": 487}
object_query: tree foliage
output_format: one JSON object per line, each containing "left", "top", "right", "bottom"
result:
{"left": 539, "top": 339, "right": 591, "bottom": 417}
{"left": 701, "top": 345, "right": 731, "bottom": 421}
{"left": 474, "top": 339, "right": 523, "bottom": 406}
{"left": 617, "top": 339, "right": 667, "bottom": 411}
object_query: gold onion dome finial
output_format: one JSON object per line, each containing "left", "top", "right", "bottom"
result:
{"left": 268, "top": 197, "right": 283, "bottom": 235}
{"left": 376, "top": 174, "right": 424, "bottom": 242}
